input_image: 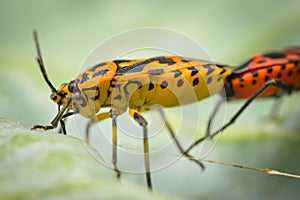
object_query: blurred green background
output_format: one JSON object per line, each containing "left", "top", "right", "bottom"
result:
{"left": 0, "top": 0, "right": 300, "bottom": 199}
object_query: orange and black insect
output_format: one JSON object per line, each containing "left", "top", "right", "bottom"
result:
{"left": 31, "top": 31, "right": 232, "bottom": 190}
{"left": 186, "top": 47, "right": 300, "bottom": 152}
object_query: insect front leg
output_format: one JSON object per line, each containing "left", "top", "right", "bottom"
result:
{"left": 86, "top": 112, "right": 110, "bottom": 144}
{"left": 58, "top": 107, "right": 71, "bottom": 135}
{"left": 128, "top": 108, "right": 152, "bottom": 191}
{"left": 57, "top": 110, "right": 78, "bottom": 134}
{"left": 31, "top": 98, "right": 72, "bottom": 131}
{"left": 58, "top": 118, "right": 67, "bottom": 135}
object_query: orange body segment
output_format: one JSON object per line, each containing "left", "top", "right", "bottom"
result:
{"left": 50, "top": 55, "right": 232, "bottom": 117}
{"left": 226, "top": 47, "right": 300, "bottom": 99}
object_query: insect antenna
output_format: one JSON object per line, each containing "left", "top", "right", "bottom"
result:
{"left": 33, "top": 30, "right": 59, "bottom": 94}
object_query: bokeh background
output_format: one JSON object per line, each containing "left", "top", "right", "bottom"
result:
{"left": 1, "top": 0, "right": 300, "bottom": 199}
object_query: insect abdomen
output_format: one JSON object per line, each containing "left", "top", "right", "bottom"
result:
{"left": 143, "top": 63, "right": 231, "bottom": 108}
{"left": 228, "top": 47, "right": 300, "bottom": 99}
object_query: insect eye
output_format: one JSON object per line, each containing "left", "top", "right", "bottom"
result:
{"left": 68, "top": 80, "right": 77, "bottom": 93}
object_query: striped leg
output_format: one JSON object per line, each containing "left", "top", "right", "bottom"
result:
{"left": 129, "top": 109, "right": 152, "bottom": 191}
{"left": 110, "top": 109, "right": 121, "bottom": 178}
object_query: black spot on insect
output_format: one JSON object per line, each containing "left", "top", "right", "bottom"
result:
{"left": 181, "top": 58, "right": 192, "bottom": 63}
{"left": 264, "top": 52, "right": 287, "bottom": 59}
{"left": 157, "top": 57, "right": 176, "bottom": 65}
{"left": 252, "top": 71, "right": 258, "bottom": 78}
{"left": 206, "top": 68, "right": 215, "bottom": 76}
{"left": 107, "top": 90, "right": 112, "bottom": 97}
{"left": 148, "top": 68, "right": 164, "bottom": 75}
{"left": 80, "top": 73, "right": 89, "bottom": 84}
{"left": 252, "top": 80, "right": 256, "bottom": 85}
{"left": 277, "top": 72, "right": 282, "bottom": 78}
{"left": 187, "top": 66, "right": 198, "bottom": 77}
{"left": 207, "top": 77, "right": 212, "bottom": 84}
{"left": 110, "top": 78, "right": 117, "bottom": 88}
{"left": 288, "top": 70, "right": 293, "bottom": 77}
{"left": 114, "top": 94, "right": 122, "bottom": 100}
{"left": 148, "top": 82, "right": 154, "bottom": 91}
{"left": 281, "top": 65, "right": 286, "bottom": 70}
{"left": 52, "top": 96, "right": 57, "bottom": 101}
{"left": 267, "top": 67, "right": 273, "bottom": 73}
{"left": 240, "top": 84, "right": 244, "bottom": 88}
{"left": 203, "top": 64, "right": 213, "bottom": 70}
{"left": 265, "top": 76, "right": 269, "bottom": 81}
{"left": 113, "top": 59, "right": 133, "bottom": 65}
{"left": 92, "top": 69, "right": 109, "bottom": 78}
{"left": 220, "top": 68, "right": 228, "bottom": 75}
{"left": 160, "top": 81, "right": 168, "bottom": 89}
{"left": 173, "top": 70, "right": 182, "bottom": 78}
{"left": 257, "top": 59, "right": 266, "bottom": 64}
{"left": 192, "top": 77, "right": 199, "bottom": 86}
{"left": 138, "top": 83, "right": 143, "bottom": 89}
{"left": 177, "top": 79, "right": 184, "bottom": 87}
{"left": 215, "top": 64, "right": 225, "bottom": 68}
{"left": 88, "top": 62, "right": 108, "bottom": 72}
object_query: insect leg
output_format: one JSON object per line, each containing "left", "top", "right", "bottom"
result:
{"left": 208, "top": 79, "right": 290, "bottom": 140}
{"left": 128, "top": 109, "right": 152, "bottom": 191}
{"left": 86, "top": 112, "right": 110, "bottom": 144}
{"left": 57, "top": 110, "right": 79, "bottom": 135}
{"left": 31, "top": 97, "right": 72, "bottom": 131}
{"left": 59, "top": 119, "right": 67, "bottom": 135}
{"left": 156, "top": 107, "right": 205, "bottom": 170}
{"left": 58, "top": 106, "right": 69, "bottom": 134}
{"left": 110, "top": 109, "right": 121, "bottom": 179}
{"left": 205, "top": 97, "right": 225, "bottom": 138}
{"left": 185, "top": 97, "right": 225, "bottom": 154}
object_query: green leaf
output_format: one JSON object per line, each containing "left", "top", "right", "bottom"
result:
{"left": 0, "top": 119, "right": 176, "bottom": 200}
